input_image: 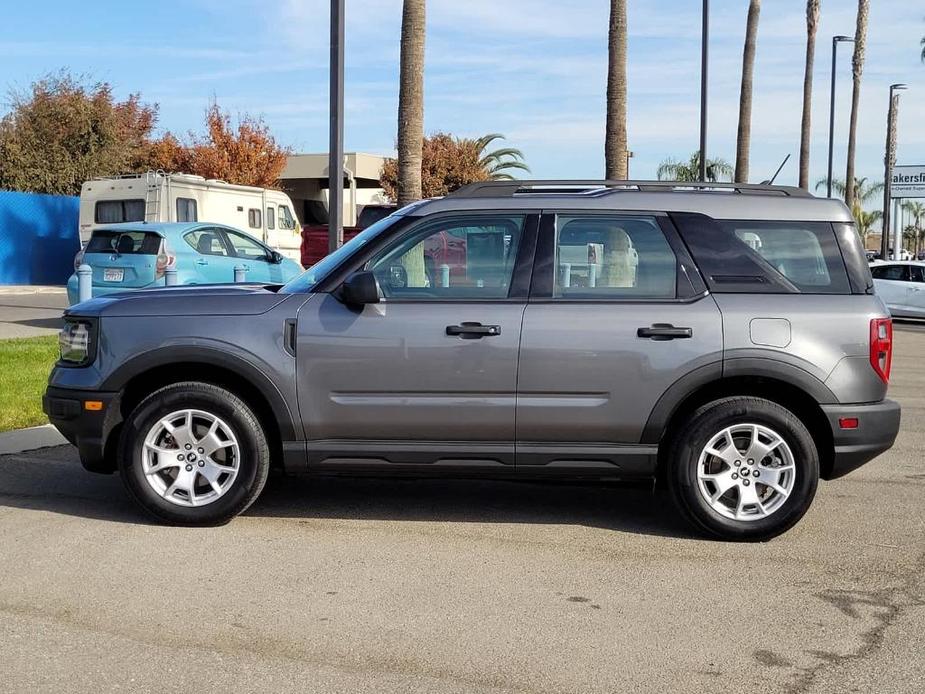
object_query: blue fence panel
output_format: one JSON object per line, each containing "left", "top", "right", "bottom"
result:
{"left": 0, "top": 190, "right": 80, "bottom": 285}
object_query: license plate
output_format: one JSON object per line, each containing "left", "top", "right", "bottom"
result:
{"left": 103, "top": 268, "right": 124, "bottom": 282}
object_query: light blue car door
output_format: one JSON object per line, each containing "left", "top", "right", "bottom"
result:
{"left": 220, "top": 227, "right": 275, "bottom": 283}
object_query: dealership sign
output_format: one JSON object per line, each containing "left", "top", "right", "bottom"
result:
{"left": 890, "top": 165, "right": 925, "bottom": 198}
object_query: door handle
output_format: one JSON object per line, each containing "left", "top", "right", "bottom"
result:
{"left": 446, "top": 322, "right": 501, "bottom": 338}
{"left": 196, "top": 259, "right": 208, "bottom": 266}
{"left": 637, "top": 323, "right": 693, "bottom": 340}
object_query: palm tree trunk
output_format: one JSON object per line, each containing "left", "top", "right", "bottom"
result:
{"left": 397, "top": 0, "right": 426, "bottom": 208}
{"left": 799, "top": 1, "right": 821, "bottom": 190}
{"left": 605, "top": 0, "right": 628, "bottom": 180}
{"left": 735, "top": 0, "right": 761, "bottom": 183}
{"left": 845, "top": 0, "right": 869, "bottom": 211}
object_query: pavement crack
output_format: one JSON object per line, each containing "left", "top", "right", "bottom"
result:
{"left": 783, "top": 549, "right": 925, "bottom": 694}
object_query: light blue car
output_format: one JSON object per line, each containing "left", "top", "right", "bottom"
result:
{"left": 67, "top": 222, "right": 304, "bottom": 305}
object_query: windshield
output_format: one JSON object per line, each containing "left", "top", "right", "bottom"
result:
{"left": 280, "top": 213, "right": 407, "bottom": 293}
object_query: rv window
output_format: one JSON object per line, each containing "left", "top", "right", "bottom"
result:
{"left": 279, "top": 205, "right": 295, "bottom": 230}
{"left": 248, "top": 208, "right": 262, "bottom": 229}
{"left": 95, "top": 200, "right": 145, "bottom": 224}
{"left": 266, "top": 206, "right": 276, "bottom": 230}
{"left": 176, "top": 197, "right": 198, "bottom": 222}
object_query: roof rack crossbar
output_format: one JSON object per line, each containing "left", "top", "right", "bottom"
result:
{"left": 449, "top": 180, "right": 812, "bottom": 198}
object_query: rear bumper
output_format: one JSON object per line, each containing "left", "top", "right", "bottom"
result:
{"left": 821, "top": 399, "right": 901, "bottom": 479}
{"left": 66, "top": 275, "right": 164, "bottom": 306}
{"left": 43, "top": 386, "right": 121, "bottom": 473}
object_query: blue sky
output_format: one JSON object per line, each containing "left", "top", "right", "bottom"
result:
{"left": 0, "top": 0, "right": 922, "bottom": 199}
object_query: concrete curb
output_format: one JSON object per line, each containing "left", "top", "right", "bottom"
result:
{"left": 0, "top": 424, "right": 68, "bottom": 455}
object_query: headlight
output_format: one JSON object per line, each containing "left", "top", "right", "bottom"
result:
{"left": 58, "top": 319, "right": 94, "bottom": 366}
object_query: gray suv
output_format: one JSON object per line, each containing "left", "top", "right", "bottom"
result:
{"left": 44, "top": 181, "right": 901, "bottom": 540}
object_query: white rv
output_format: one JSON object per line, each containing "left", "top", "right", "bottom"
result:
{"left": 79, "top": 171, "right": 303, "bottom": 260}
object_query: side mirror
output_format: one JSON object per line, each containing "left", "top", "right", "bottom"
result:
{"left": 270, "top": 250, "right": 284, "bottom": 264}
{"left": 340, "top": 271, "right": 380, "bottom": 306}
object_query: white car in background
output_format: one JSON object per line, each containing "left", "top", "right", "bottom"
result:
{"left": 871, "top": 261, "right": 925, "bottom": 318}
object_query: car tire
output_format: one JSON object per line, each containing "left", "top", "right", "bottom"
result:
{"left": 118, "top": 382, "right": 270, "bottom": 526}
{"left": 667, "top": 396, "right": 819, "bottom": 542}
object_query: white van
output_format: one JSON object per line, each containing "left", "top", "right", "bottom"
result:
{"left": 79, "top": 171, "right": 303, "bottom": 261}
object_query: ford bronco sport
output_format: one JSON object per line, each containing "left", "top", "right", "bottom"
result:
{"left": 45, "top": 181, "right": 901, "bottom": 540}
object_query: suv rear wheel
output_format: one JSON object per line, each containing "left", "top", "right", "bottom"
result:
{"left": 668, "top": 397, "right": 819, "bottom": 541}
{"left": 118, "top": 382, "right": 270, "bottom": 525}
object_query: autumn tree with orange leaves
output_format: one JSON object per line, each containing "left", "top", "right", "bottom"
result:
{"left": 149, "top": 104, "right": 290, "bottom": 188}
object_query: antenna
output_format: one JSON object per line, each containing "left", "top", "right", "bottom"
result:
{"left": 761, "top": 154, "right": 791, "bottom": 185}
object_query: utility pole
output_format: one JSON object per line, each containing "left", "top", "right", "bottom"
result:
{"left": 827, "top": 36, "right": 853, "bottom": 198}
{"left": 328, "top": 0, "right": 345, "bottom": 254}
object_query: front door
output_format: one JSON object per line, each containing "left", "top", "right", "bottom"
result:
{"left": 296, "top": 213, "right": 537, "bottom": 470}
{"left": 515, "top": 212, "right": 723, "bottom": 476}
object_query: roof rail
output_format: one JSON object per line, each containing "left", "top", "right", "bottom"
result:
{"left": 449, "top": 180, "right": 813, "bottom": 199}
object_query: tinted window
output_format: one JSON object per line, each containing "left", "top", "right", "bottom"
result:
{"left": 266, "top": 206, "right": 276, "bottom": 230}
{"left": 673, "top": 213, "right": 850, "bottom": 294}
{"left": 871, "top": 265, "right": 909, "bottom": 281}
{"left": 248, "top": 208, "right": 262, "bottom": 229}
{"left": 366, "top": 216, "right": 525, "bottom": 299}
{"left": 86, "top": 230, "right": 162, "bottom": 255}
{"left": 554, "top": 215, "right": 676, "bottom": 299}
{"left": 910, "top": 266, "right": 925, "bottom": 283}
{"left": 358, "top": 205, "right": 395, "bottom": 229}
{"left": 95, "top": 200, "right": 145, "bottom": 224}
{"left": 224, "top": 229, "right": 269, "bottom": 261}
{"left": 185, "top": 229, "right": 229, "bottom": 256}
{"left": 176, "top": 197, "right": 198, "bottom": 222}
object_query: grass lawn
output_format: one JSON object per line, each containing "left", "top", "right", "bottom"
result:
{"left": 0, "top": 335, "right": 58, "bottom": 432}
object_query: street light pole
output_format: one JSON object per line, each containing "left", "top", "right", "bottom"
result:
{"left": 699, "top": 0, "right": 709, "bottom": 182}
{"left": 328, "top": 0, "right": 345, "bottom": 254}
{"left": 882, "top": 83, "right": 907, "bottom": 260}
{"left": 827, "top": 35, "right": 853, "bottom": 199}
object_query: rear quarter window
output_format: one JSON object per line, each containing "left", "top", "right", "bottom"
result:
{"left": 672, "top": 213, "right": 851, "bottom": 294}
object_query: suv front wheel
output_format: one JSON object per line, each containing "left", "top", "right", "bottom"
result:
{"left": 668, "top": 396, "right": 819, "bottom": 541}
{"left": 119, "top": 382, "right": 270, "bottom": 525}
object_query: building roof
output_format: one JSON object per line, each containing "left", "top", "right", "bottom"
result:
{"left": 282, "top": 153, "right": 386, "bottom": 183}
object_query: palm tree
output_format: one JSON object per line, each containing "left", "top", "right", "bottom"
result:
{"left": 814, "top": 176, "right": 882, "bottom": 224}
{"left": 799, "top": 1, "right": 821, "bottom": 190}
{"left": 845, "top": 0, "right": 869, "bottom": 210}
{"left": 658, "top": 152, "right": 733, "bottom": 182}
{"left": 605, "top": 0, "right": 628, "bottom": 180}
{"left": 397, "top": 0, "right": 426, "bottom": 208}
{"left": 902, "top": 200, "right": 925, "bottom": 255}
{"left": 735, "top": 0, "right": 761, "bottom": 183}
{"left": 473, "top": 134, "right": 530, "bottom": 180}
{"left": 855, "top": 209, "right": 882, "bottom": 244}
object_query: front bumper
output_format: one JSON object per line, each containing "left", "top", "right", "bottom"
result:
{"left": 43, "top": 386, "right": 121, "bottom": 474}
{"left": 821, "top": 399, "right": 901, "bottom": 479}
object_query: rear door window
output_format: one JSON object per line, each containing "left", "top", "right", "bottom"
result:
{"left": 95, "top": 200, "right": 145, "bottom": 224}
{"left": 553, "top": 215, "right": 677, "bottom": 299}
{"left": 185, "top": 229, "right": 230, "bottom": 256}
{"left": 86, "top": 230, "right": 162, "bottom": 255}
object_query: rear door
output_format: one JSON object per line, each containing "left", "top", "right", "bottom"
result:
{"left": 515, "top": 211, "right": 723, "bottom": 475}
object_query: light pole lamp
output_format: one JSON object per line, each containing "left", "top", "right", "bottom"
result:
{"left": 883, "top": 83, "right": 908, "bottom": 260}
{"left": 826, "top": 35, "right": 853, "bottom": 199}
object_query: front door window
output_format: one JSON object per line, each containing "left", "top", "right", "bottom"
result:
{"left": 366, "top": 215, "right": 525, "bottom": 300}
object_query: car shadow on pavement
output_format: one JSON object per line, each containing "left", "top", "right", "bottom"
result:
{"left": 245, "top": 473, "right": 701, "bottom": 539}
{"left": 0, "top": 446, "right": 699, "bottom": 539}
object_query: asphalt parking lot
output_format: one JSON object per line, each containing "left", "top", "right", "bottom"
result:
{"left": 0, "top": 286, "right": 67, "bottom": 338}
{"left": 0, "top": 329, "right": 923, "bottom": 693}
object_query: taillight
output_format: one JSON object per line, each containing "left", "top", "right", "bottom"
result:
{"left": 870, "top": 318, "right": 893, "bottom": 383}
{"left": 155, "top": 243, "right": 175, "bottom": 279}
{"left": 73, "top": 249, "right": 85, "bottom": 271}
